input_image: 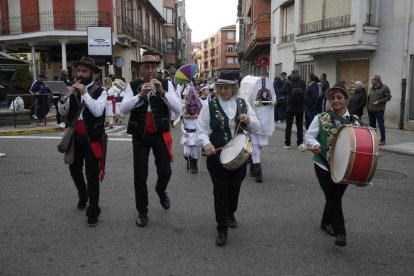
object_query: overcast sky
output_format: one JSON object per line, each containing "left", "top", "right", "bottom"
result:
{"left": 185, "top": 0, "right": 238, "bottom": 42}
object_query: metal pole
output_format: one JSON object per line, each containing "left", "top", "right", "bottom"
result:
{"left": 13, "top": 97, "right": 16, "bottom": 128}
{"left": 400, "top": 78, "right": 407, "bottom": 130}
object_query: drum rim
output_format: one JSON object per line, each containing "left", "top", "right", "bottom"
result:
{"left": 220, "top": 134, "right": 248, "bottom": 166}
{"left": 221, "top": 136, "right": 253, "bottom": 170}
{"left": 330, "top": 125, "right": 354, "bottom": 183}
{"left": 364, "top": 127, "right": 380, "bottom": 184}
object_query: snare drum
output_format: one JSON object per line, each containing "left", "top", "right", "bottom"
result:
{"left": 330, "top": 125, "right": 380, "bottom": 186}
{"left": 220, "top": 134, "right": 253, "bottom": 170}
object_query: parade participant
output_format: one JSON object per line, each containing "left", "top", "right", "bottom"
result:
{"left": 199, "top": 83, "right": 211, "bottom": 107}
{"left": 240, "top": 76, "right": 275, "bottom": 183}
{"left": 29, "top": 74, "right": 52, "bottom": 125}
{"left": 367, "top": 75, "right": 391, "bottom": 145}
{"left": 119, "top": 52, "right": 181, "bottom": 228}
{"left": 180, "top": 84, "right": 203, "bottom": 174}
{"left": 304, "top": 84, "right": 356, "bottom": 247}
{"left": 197, "top": 71, "right": 260, "bottom": 246}
{"left": 348, "top": 80, "right": 367, "bottom": 119}
{"left": 58, "top": 56, "right": 107, "bottom": 227}
{"left": 104, "top": 77, "right": 118, "bottom": 128}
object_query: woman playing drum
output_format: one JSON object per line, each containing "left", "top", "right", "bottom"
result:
{"left": 304, "top": 84, "right": 357, "bottom": 247}
{"left": 197, "top": 71, "right": 260, "bottom": 246}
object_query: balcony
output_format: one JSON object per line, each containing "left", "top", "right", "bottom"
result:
{"left": 0, "top": 11, "right": 111, "bottom": 35}
{"left": 301, "top": 15, "right": 351, "bottom": 35}
{"left": 281, "top": 33, "right": 294, "bottom": 44}
{"left": 295, "top": 14, "right": 379, "bottom": 55}
{"left": 244, "top": 13, "right": 271, "bottom": 60}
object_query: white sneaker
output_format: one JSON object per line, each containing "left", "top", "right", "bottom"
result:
{"left": 283, "top": 145, "right": 291, "bottom": 149}
{"left": 0, "top": 153, "right": 5, "bottom": 158}
{"left": 58, "top": 122, "right": 66, "bottom": 129}
{"left": 32, "top": 115, "right": 38, "bottom": 119}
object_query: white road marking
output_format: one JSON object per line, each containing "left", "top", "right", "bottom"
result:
{"left": 0, "top": 136, "right": 132, "bottom": 142}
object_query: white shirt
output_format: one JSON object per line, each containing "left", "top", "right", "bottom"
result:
{"left": 58, "top": 82, "right": 107, "bottom": 120}
{"left": 197, "top": 96, "right": 261, "bottom": 147}
{"left": 119, "top": 80, "right": 181, "bottom": 115}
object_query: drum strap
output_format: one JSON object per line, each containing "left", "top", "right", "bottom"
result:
{"left": 327, "top": 110, "right": 349, "bottom": 125}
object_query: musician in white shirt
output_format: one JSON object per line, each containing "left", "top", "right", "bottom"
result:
{"left": 197, "top": 71, "right": 260, "bottom": 246}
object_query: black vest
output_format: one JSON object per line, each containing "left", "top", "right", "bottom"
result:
{"left": 127, "top": 79, "right": 170, "bottom": 137}
{"left": 66, "top": 85, "right": 105, "bottom": 141}
{"left": 209, "top": 97, "right": 246, "bottom": 148}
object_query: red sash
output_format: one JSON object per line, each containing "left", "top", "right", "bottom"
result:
{"left": 75, "top": 120, "right": 87, "bottom": 136}
{"left": 145, "top": 111, "right": 155, "bottom": 133}
{"left": 107, "top": 95, "right": 116, "bottom": 113}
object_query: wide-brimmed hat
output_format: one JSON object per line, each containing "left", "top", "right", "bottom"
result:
{"left": 113, "top": 79, "right": 126, "bottom": 90}
{"left": 326, "top": 84, "right": 349, "bottom": 99}
{"left": 74, "top": 56, "right": 101, "bottom": 73}
{"left": 215, "top": 71, "right": 237, "bottom": 85}
{"left": 137, "top": 52, "right": 161, "bottom": 65}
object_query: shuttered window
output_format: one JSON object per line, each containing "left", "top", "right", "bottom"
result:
{"left": 39, "top": 0, "right": 53, "bottom": 31}
{"left": 325, "top": 0, "right": 351, "bottom": 19}
{"left": 302, "top": 0, "right": 323, "bottom": 24}
{"left": 75, "top": 0, "right": 98, "bottom": 29}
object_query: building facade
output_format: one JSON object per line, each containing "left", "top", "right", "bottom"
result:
{"left": 237, "top": 0, "right": 271, "bottom": 78}
{"left": 270, "top": 0, "right": 414, "bottom": 130}
{"left": 0, "top": 0, "right": 192, "bottom": 83}
{"left": 199, "top": 25, "right": 239, "bottom": 81}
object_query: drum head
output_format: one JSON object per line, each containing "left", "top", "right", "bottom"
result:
{"left": 220, "top": 134, "right": 247, "bottom": 165}
{"left": 331, "top": 126, "right": 352, "bottom": 183}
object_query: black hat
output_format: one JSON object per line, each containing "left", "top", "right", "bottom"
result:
{"left": 326, "top": 84, "right": 349, "bottom": 99}
{"left": 215, "top": 71, "right": 237, "bottom": 85}
{"left": 74, "top": 56, "right": 101, "bottom": 73}
{"left": 137, "top": 52, "right": 161, "bottom": 65}
{"left": 38, "top": 74, "right": 46, "bottom": 79}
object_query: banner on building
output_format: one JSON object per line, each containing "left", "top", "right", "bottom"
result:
{"left": 87, "top": 27, "right": 112, "bottom": 56}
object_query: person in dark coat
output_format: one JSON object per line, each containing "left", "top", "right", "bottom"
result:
{"left": 29, "top": 74, "right": 52, "bottom": 124}
{"left": 273, "top": 76, "right": 285, "bottom": 122}
{"left": 281, "top": 70, "right": 306, "bottom": 149}
{"left": 348, "top": 81, "right": 367, "bottom": 119}
{"left": 305, "top": 73, "right": 320, "bottom": 129}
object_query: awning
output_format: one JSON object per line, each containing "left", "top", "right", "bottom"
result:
{"left": 0, "top": 51, "right": 29, "bottom": 65}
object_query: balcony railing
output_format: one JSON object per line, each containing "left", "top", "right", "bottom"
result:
{"left": 281, "top": 33, "right": 294, "bottom": 44}
{"left": 1, "top": 11, "right": 111, "bottom": 35}
{"left": 301, "top": 15, "right": 351, "bottom": 35}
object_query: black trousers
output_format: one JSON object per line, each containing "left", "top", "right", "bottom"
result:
{"left": 132, "top": 133, "right": 172, "bottom": 214}
{"left": 207, "top": 154, "right": 247, "bottom": 233}
{"left": 285, "top": 111, "right": 304, "bottom": 146}
{"left": 69, "top": 136, "right": 101, "bottom": 219}
{"left": 314, "top": 164, "right": 348, "bottom": 235}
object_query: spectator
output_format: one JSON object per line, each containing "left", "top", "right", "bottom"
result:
{"left": 305, "top": 73, "right": 320, "bottom": 129}
{"left": 281, "top": 70, "right": 306, "bottom": 149}
{"left": 29, "top": 74, "right": 52, "bottom": 125}
{"left": 348, "top": 81, "right": 367, "bottom": 119}
{"left": 317, "top": 73, "right": 330, "bottom": 112}
{"left": 367, "top": 75, "right": 391, "bottom": 145}
{"left": 273, "top": 76, "right": 285, "bottom": 122}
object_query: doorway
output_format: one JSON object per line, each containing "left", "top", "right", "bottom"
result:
{"left": 338, "top": 59, "right": 369, "bottom": 92}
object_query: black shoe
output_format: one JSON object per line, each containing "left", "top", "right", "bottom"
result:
{"left": 335, "top": 234, "right": 347, "bottom": 246}
{"left": 77, "top": 199, "right": 87, "bottom": 210}
{"left": 190, "top": 158, "right": 198, "bottom": 174}
{"left": 255, "top": 163, "right": 262, "bottom": 183}
{"left": 87, "top": 217, "right": 99, "bottom": 227}
{"left": 227, "top": 215, "right": 237, "bottom": 228}
{"left": 320, "top": 223, "right": 335, "bottom": 236}
{"left": 250, "top": 163, "right": 256, "bottom": 177}
{"left": 136, "top": 213, "right": 148, "bottom": 227}
{"left": 216, "top": 232, "right": 227, "bottom": 246}
{"left": 158, "top": 192, "right": 170, "bottom": 210}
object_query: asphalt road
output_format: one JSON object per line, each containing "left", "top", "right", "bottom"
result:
{"left": 0, "top": 125, "right": 413, "bottom": 275}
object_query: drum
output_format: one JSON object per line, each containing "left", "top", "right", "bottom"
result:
{"left": 330, "top": 125, "right": 380, "bottom": 186}
{"left": 220, "top": 134, "right": 253, "bottom": 170}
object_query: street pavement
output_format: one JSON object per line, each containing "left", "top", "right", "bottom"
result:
{"left": 0, "top": 114, "right": 413, "bottom": 275}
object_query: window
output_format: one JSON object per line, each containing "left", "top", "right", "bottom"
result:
{"left": 227, "top": 57, "right": 234, "bottom": 64}
{"left": 164, "top": 8, "right": 174, "bottom": 25}
{"left": 227, "top": 31, "right": 235, "bottom": 39}
{"left": 226, "top": 44, "right": 235, "bottom": 52}
{"left": 166, "top": 37, "right": 174, "bottom": 52}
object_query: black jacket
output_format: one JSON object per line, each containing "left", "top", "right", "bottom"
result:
{"left": 348, "top": 88, "right": 367, "bottom": 116}
{"left": 281, "top": 74, "right": 306, "bottom": 112}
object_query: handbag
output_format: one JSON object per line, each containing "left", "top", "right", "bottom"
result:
{"left": 63, "top": 137, "right": 75, "bottom": 164}
{"left": 57, "top": 126, "right": 75, "bottom": 153}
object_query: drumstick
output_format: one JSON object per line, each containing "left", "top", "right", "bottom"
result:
{"left": 215, "top": 144, "right": 235, "bottom": 151}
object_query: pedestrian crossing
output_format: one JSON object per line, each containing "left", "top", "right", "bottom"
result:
{"left": 104, "top": 125, "right": 129, "bottom": 136}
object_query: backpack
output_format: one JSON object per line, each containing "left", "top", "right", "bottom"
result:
{"left": 288, "top": 87, "right": 305, "bottom": 108}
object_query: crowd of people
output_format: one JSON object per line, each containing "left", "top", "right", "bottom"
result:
{"left": 54, "top": 53, "right": 392, "bottom": 249}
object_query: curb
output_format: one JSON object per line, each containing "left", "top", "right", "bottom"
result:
{"left": 0, "top": 127, "right": 61, "bottom": 136}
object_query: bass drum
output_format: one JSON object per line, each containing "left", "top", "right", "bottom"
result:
{"left": 220, "top": 134, "right": 253, "bottom": 170}
{"left": 330, "top": 125, "right": 380, "bottom": 186}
